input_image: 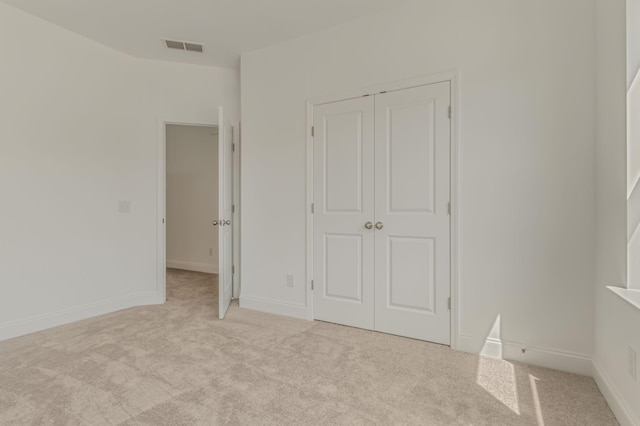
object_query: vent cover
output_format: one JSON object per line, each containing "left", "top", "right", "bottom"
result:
{"left": 165, "top": 40, "right": 185, "bottom": 50}
{"left": 184, "top": 43, "right": 203, "bottom": 53}
{"left": 163, "top": 39, "right": 204, "bottom": 53}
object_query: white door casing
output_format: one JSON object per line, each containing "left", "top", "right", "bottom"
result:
{"left": 312, "top": 81, "right": 451, "bottom": 344}
{"left": 374, "top": 82, "right": 451, "bottom": 344}
{"left": 313, "top": 97, "right": 375, "bottom": 330}
{"left": 218, "top": 107, "right": 233, "bottom": 319}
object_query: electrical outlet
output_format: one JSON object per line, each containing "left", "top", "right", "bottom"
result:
{"left": 629, "top": 347, "right": 637, "bottom": 380}
{"left": 286, "top": 274, "right": 294, "bottom": 288}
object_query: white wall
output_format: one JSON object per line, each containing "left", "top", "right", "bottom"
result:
{"left": 629, "top": 75, "right": 640, "bottom": 197}
{"left": 166, "top": 125, "right": 218, "bottom": 274}
{"left": 593, "top": 1, "right": 640, "bottom": 424}
{"left": 240, "top": 0, "right": 596, "bottom": 370}
{"left": 628, "top": 0, "right": 640, "bottom": 291}
{"left": 628, "top": 74, "right": 640, "bottom": 289}
{"left": 0, "top": 2, "right": 239, "bottom": 340}
{"left": 594, "top": 291, "right": 640, "bottom": 426}
{"left": 628, "top": 0, "right": 640, "bottom": 88}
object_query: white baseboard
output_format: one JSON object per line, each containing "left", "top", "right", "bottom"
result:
{"left": 457, "top": 334, "right": 592, "bottom": 376}
{"left": 239, "top": 294, "right": 308, "bottom": 320}
{"left": 0, "top": 292, "right": 162, "bottom": 342}
{"left": 593, "top": 359, "right": 640, "bottom": 426}
{"left": 167, "top": 260, "right": 218, "bottom": 274}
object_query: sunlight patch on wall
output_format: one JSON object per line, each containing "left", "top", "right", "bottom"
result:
{"left": 476, "top": 315, "right": 520, "bottom": 415}
{"left": 480, "top": 314, "right": 503, "bottom": 358}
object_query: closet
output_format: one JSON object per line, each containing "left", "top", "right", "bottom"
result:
{"left": 312, "top": 81, "right": 451, "bottom": 344}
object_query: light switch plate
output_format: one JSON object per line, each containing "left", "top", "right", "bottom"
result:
{"left": 118, "top": 200, "right": 131, "bottom": 213}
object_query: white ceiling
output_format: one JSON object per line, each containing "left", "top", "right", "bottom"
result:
{"left": 1, "top": 0, "right": 410, "bottom": 69}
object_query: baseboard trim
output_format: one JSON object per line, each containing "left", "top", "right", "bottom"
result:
{"left": 167, "top": 260, "right": 218, "bottom": 274}
{"left": 239, "top": 295, "right": 308, "bottom": 320}
{"left": 593, "top": 359, "right": 640, "bottom": 426}
{"left": 457, "top": 334, "right": 592, "bottom": 376}
{"left": 0, "top": 292, "right": 162, "bottom": 342}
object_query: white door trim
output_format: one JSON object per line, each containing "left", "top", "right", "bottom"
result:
{"left": 156, "top": 117, "right": 219, "bottom": 304}
{"left": 305, "top": 71, "right": 461, "bottom": 349}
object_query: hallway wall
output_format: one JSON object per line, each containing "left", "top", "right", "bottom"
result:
{"left": 166, "top": 125, "right": 219, "bottom": 273}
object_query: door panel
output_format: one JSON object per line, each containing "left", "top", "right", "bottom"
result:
{"left": 387, "top": 101, "right": 436, "bottom": 213}
{"left": 324, "top": 234, "right": 364, "bottom": 302}
{"left": 218, "top": 107, "right": 233, "bottom": 319}
{"left": 324, "top": 111, "right": 364, "bottom": 213}
{"left": 387, "top": 236, "right": 435, "bottom": 313}
{"left": 313, "top": 97, "right": 375, "bottom": 330}
{"left": 374, "top": 82, "right": 451, "bottom": 344}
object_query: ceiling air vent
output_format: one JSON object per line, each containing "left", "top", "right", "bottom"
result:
{"left": 163, "top": 39, "right": 204, "bottom": 53}
{"left": 184, "top": 43, "right": 203, "bottom": 53}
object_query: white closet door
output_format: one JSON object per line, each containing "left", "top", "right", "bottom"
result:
{"left": 373, "top": 82, "right": 451, "bottom": 344}
{"left": 313, "top": 96, "right": 375, "bottom": 330}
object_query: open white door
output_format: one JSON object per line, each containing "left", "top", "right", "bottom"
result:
{"left": 218, "top": 107, "right": 233, "bottom": 319}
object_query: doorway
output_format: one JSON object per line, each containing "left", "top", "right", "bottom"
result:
{"left": 157, "top": 109, "right": 235, "bottom": 320}
{"left": 165, "top": 124, "right": 219, "bottom": 276}
{"left": 165, "top": 124, "right": 220, "bottom": 314}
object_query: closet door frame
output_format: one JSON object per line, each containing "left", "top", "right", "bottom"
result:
{"left": 305, "top": 71, "right": 461, "bottom": 349}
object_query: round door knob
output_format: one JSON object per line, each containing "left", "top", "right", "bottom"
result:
{"left": 212, "top": 220, "right": 219, "bottom": 226}
{"left": 364, "top": 221, "right": 373, "bottom": 230}
{"left": 224, "top": 220, "right": 231, "bottom": 225}
{"left": 375, "top": 222, "right": 384, "bottom": 230}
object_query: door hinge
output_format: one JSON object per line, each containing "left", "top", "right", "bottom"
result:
{"left": 447, "top": 202, "right": 451, "bottom": 215}
{"left": 448, "top": 106, "right": 452, "bottom": 119}
{"left": 162, "top": 218, "right": 165, "bottom": 224}
{"left": 311, "top": 203, "right": 314, "bottom": 214}
{"left": 232, "top": 204, "right": 235, "bottom": 214}
{"left": 311, "top": 126, "right": 314, "bottom": 137}
{"left": 232, "top": 143, "right": 235, "bottom": 152}
{"left": 448, "top": 297, "right": 451, "bottom": 310}
{"left": 232, "top": 265, "right": 235, "bottom": 275}
{"left": 311, "top": 280, "right": 314, "bottom": 290}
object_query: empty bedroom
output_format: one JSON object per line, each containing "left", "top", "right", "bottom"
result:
{"left": 0, "top": 0, "right": 639, "bottom": 424}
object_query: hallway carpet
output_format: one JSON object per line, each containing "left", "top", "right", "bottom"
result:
{"left": 0, "top": 269, "right": 617, "bottom": 425}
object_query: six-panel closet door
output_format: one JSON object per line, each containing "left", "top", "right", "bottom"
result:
{"left": 313, "top": 81, "right": 451, "bottom": 345}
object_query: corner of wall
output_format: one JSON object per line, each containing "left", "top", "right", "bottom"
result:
{"left": 593, "top": 358, "right": 640, "bottom": 426}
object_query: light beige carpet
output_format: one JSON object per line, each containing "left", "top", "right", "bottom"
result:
{"left": 0, "top": 269, "right": 617, "bottom": 425}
